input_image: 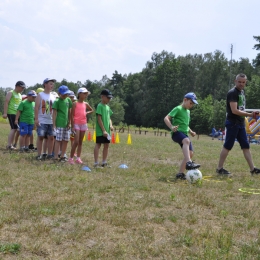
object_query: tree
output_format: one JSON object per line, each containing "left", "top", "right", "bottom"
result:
{"left": 245, "top": 75, "right": 260, "bottom": 109}
{"left": 253, "top": 36, "right": 260, "bottom": 68}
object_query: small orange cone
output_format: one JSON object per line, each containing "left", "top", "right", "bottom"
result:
{"left": 115, "top": 133, "right": 120, "bottom": 143}
{"left": 88, "top": 131, "right": 91, "bottom": 141}
{"left": 127, "top": 134, "right": 132, "bottom": 145}
{"left": 112, "top": 133, "right": 115, "bottom": 144}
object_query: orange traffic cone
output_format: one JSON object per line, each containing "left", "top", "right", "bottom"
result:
{"left": 88, "top": 131, "right": 91, "bottom": 141}
{"left": 112, "top": 133, "right": 115, "bottom": 144}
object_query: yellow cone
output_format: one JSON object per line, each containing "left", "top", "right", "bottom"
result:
{"left": 115, "top": 133, "right": 120, "bottom": 143}
{"left": 92, "top": 131, "right": 96, "bottom": 142}
{"left": 83, "top": 133, "right": 86, "bottom": 141}
{"left": 127, "top": 134, "right": 132, "bottom": 145}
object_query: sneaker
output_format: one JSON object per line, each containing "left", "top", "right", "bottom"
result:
{"left": 216, "top": 168, "right": 231, "bottom": 175}
{"left": 28, "top": 144, "right": 34, "bottom": 150}
{"left": 186, "top": 161, "right": 200, "bottom": 170}
{"left": 75, "top": 158, "right": 83, "bottom": 164}
{"left": 42, "top": 153, "right": 47, "bottom": 160}
{"left": 7, "top": 145, "right": 17, "bottom": 151}
{"left": 24, "top": 148, "right": 30, "bottom": 153}
{"left": 250, "top": 167, "right": 260, "bottom": 174}
{"left": 19, "top": 148, "right": 24, "bottom": 153}
{"left": 46, "top": 155, "right": 53, "bottom": 160}
{"left": 93, "top": 163, "right": 102, "bottom": 168}
{"left": 36, "top": 155, "right": 42, "bottom": 160}
{"left": 68, "top": 158, "right": 75, "bottom": 165}
{"left": 101, "top": 163, "right": 111, "bottom": 168}
{"left": 176, "top": 173, "right": 186, "bottom": 180}
{"left": 59, "top": 157, "right": 67, "bottom": 163}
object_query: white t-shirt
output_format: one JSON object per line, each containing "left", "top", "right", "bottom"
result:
{"left": 37, "top": 92, "right": 56, "bottom": 124}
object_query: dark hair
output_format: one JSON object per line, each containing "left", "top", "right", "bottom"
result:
{"left": 235, "top": 73, "right": 247, "bottom": 80}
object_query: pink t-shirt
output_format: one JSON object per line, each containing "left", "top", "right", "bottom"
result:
{"left": 74, "top": 102, "right": 87, "bottom": 124}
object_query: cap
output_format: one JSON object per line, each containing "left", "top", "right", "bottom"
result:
{"left": 58, "top": 85, "right": 70, "bottom": 95}
{"left": 77, "top": 87, "right": 91, "bottom": 95}
{"left": 22, "top": 94, "right": 27, "bottom": 100}
{"left": 27, "top": 90, "right": 37, "bottom": 97}
{"left": 100, "top": 89, "right": 113, "bottom": 98}
{"left": 43, "top": 78, "right": 56, "bottom": 85}
{"left": 15, "top": 81, "right": 26, "bottom": 88}
{"left": 36, "top": 87, "right": 44, "bottom": 94}
{"left": 184, "top": 92, "right": 198, "bottom": 104}
{"left": 69, "top": 90, "right": 75, "bottom": 97}
{"left": 51, "top": 91, "right": 59, "bottom": 98}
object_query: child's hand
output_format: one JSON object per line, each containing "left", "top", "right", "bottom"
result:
{"left": 103, "top": 131, "right": 108, "bottom": 137}
{"left": 172, "top": 125, "right": 179, "bottom": 132}
{"left": 110, "top": 125, "right": 114, "bottom": 131}
{"left": 190, "top": 131, "right": 196, "bottom": 137}
{"left": 14, "top": 120, "right": 18, "bottom": 125}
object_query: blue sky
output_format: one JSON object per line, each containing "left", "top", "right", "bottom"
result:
{"left": 0, "top": 0, "right": 259, "bottom": 88}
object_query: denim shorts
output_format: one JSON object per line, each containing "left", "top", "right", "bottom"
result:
{"left": 37, "top": 123, "right": 54, "bottom": 137}
{"left": 171, "top": 131, "right": 193, "bottom": 151}
{"left": 224, "top": 120, "right": 249, "bottom": 150}
{"left": 19, "top": 122, "right": 34, "bottom": 136}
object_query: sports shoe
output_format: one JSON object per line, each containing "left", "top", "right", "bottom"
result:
{"left": 19, "top": 148, "right": 24, "bottom": 153}
{"left": 186, "top": 161, "right": 200, "bottom": 170}
{"left": 176, "top": 173, "right": 186, "bottom": 180}
{"left": 36, "top": 155, "right": 42, "bottom": 160}
{"left": 68, "top": 158, "right": 75, "bottom": 165}
{"left": 75, "top": 158, "right": 83, "bottom": 164}
{"left": 250, "top": 167, "right": 260, "bottom": 174}
{"left": 24, "top": 148, "right": 30, "bottom": 153}
{"left": 93, "top": 163, "right": 102, "bottom": 168}
{"left": 6, "top": 145, "right": 17, "bottom": 150}
{"left": 46, "top": 155, "right": 53, "bottom": 160}
{"left": 42, "top": 153, "right": 47, "bottom": 160}
{"left": 216, "top": 168, "right": 231, "bottom": 175}
{"left": 59, "top": 157, "right": 67, "bottom": 163}
{"left": 101, "top": 163, "right": 111, "bottom": 168}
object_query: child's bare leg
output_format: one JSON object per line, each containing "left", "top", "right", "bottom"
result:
{"left": 94, "top": 143, "right": 101, "bottom": 163}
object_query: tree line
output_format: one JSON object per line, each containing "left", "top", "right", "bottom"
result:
{"left": 1, "top": 37, "right": 260, "bottom": 134}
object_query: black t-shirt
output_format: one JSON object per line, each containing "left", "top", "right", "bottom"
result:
{"left": 226, "top": 87, "right": 245, "bottom": 125}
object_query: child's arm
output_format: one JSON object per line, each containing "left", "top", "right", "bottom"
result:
{"left": 164, "top": 115, "right": 178, "bottom": 132}
{"left": 14, "top": 110, "right": 21, "bottom": 126}
{"left": 71, "top": 102, "right": 76, "bottom": 131}
{"left": 67, "top": 108, "right": 71, "bottom": 129}
{"left": 3, "top": 92, "right": 12, "bottom": 119}
{"left": 85, "top": 102, "right": 94, "bottom": 114}
{"left": 110, "top": 119, "right": 113, "bottom": 131}
{"left": 52, "top": 109, "right": 57, "bottom": 129}
{"left": 34, "top": 94, "right": 41, "bottom": 126}
{"left": 97, "top": 114, "right": 108, "bottom": 137}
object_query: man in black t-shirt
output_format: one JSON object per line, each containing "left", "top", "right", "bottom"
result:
{"left": 216, "top": 73, "right": 260, "bottom": 176}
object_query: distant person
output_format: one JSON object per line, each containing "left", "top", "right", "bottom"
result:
{"left": 211, "top": 126, "right": 216, "bottom": 140}
{"left": 3, "top": 81, "right": 26, "bottom": 150}
{"left": 14, "top": 90, "right": 37, "bottom": 152}
{"left": 164, "top": 92, "right": 200, "bottom": 180}
{"left": 34, "top": 78, "right": 56, "bottom": 160}
{"left": 216, "top": 73, "right": 260, "bottom": 175}
{"left": 93, "top": 89, "right": 113, "bottom": 167}
{"left": 52, "top": 85, "right": 72, "bottom": 162}
{"left": 69, "top": 88, "right": 93, "bottom": 164}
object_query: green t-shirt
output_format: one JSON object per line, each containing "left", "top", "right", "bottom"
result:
{"left": 17, "top": 100, "right": 35, "bottom": 124}
{"left": 52, "top": 97, "right": 72, "bottom": 127}
{"left": 95, "top": 103, "right": 113, "bottom": 136}
{"left": 168, "top": 105, "right": 190, "bottom": 135}
{"left": 7, "top": 90, "right": 22, "bottom": 114}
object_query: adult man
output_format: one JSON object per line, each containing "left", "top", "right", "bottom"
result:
{"left": 3, "top": 81, "right": 26, "bottom": 150}
{"left": 34, "top": 78, "right": 56, "bottom": 160}
{"left": 216, "top": 73, "right": 260, "bottom": 175}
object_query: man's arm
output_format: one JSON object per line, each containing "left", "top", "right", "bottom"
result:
{"left": 3, "top": 92, "right": 12, "bottom": 118}
{"left": 230, "top": 102, "right": 255, "bottom": 117}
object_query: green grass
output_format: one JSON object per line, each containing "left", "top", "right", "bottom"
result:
{"left": 0, "top": 123, "right": 260, "bottom": 259}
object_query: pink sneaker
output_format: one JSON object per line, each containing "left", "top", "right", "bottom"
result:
{"left": 75, "top": 158, "right": 83, "bottom": 164}
{"left": 68, "top": 158, "right": 75, "bottom": 164}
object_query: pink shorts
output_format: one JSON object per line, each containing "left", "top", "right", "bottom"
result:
{"left": 74, "top": 124, "right": 88, "bottom": 132}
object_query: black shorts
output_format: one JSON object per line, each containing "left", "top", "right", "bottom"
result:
{"left": 7, "top": 114, "right": 18, "bottom": 130}
{"left": 96, "top": 136, "right": 110, "bottom": 144}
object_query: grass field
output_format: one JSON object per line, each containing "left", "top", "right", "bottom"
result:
{"left": 1, "top": 122, "right": 260, "bottom": 259}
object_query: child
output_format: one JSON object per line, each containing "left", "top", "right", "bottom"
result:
{"left": 93, "top": 89, "right": 113, "bottom": 167}
{"left": 164, "top": 92, "right": 201, "bottom": 180}
{"left": 69, "top": 87, "right": 93, "bottom": 164}
{"left": 68, "top": 91, "right": 77, "bottom": 151}
{"left": 14, "top": 90, "right": 37, "bottom": 152}
{"left": 52, "top": 85, "right": 72, "bottom": 162}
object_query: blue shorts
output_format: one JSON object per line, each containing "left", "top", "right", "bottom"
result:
{"left": 19, "top": 122, "right": 34, "bottom": 136}
{"left": 171, "top": 131, "right": 193, "bottom": 151}
{"left": 37, "top": 124, "right": 54, "bottom": 137}
{"left": 224, "top": 120, "right": 249, "bottom": 150}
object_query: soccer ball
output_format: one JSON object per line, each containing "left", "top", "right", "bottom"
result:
{"left": 186, "top": 169, "right": 202, "bottom": 184}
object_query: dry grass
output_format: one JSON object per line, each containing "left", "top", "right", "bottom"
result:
{"left": 0, "top": 123, "right": 260, "bottom": 259}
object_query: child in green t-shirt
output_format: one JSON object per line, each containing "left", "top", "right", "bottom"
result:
{"left": 52, "top": 85, "right": 72, "bottom": 162}
{"left": 15, "top": 90, "right": 37, "bottom": 152}
{"left": 94, "top": 89, "right": 114, "bottom": 167}
{"left": 164, "top": 92, "right": 201, "bottom": 180}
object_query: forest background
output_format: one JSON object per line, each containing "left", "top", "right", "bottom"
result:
{"left": 0, "top": 36, "right": 260, "bottom": 135}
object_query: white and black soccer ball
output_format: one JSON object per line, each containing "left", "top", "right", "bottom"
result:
{"left": 186, "top": 169, "right": 202, "bottom": 184}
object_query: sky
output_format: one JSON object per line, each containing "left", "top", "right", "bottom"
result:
{"left": 0, "top": 0, "right": 259, "bottom": 88}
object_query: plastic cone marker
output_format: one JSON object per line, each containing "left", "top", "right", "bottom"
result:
{"left": 88, "top": 131, "right": 91, "bottom": 141}
{"left": 92, "top": 131, "right": 96, "bottom": 142}
{"left": 119, "top": 164, "right": 128, "bottom": 169}
{"left": 82, "top": 166, "right": 91, "bottom": 171}
{"left": 127, "top": 134, "right": 132, "bottom": 145}
{"left": 115, "top": 133, "right": 120, "bottom": 143}
{"left": 111, "top": 133, "right": 115, "bottom": 144}
{"left": 83, "top": 133, "right": 86, "bottom": 141}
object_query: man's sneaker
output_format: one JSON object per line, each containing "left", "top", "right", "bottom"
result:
{"left": 101, "top": 163, "right": 111, "bottom": 168}
{"left": 186, "top": 161, "right": 200, "bottom": 170}
{"left": 36, "top": 155, "right": 42, "bottom": 161}
{"left": 250, "top": 167, "right": 260, "bottom": 174}
{"left": 216, "top": 168, "right": 231, "bottom": 175}
{"left": 176, "top": 173, "right": 186, "bottom": 180}
{"left": 75, "top": 158, "right": 83, "bottom": 164}
{"left": 68, "top": 158, "right": 75, "bottom": 165}
{"left": 42, "top": 153, "right": 47, "bottom": 160}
